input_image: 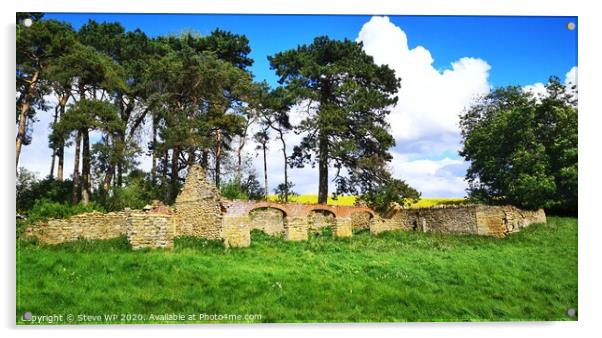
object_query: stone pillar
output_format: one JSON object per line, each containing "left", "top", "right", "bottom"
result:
{"left": 285, "top": 217, "right": 308, "bottom": 241}
{"left": 126, "top": 213, "right": 175, "bottom": 249}
{"left": 222, "top": 216, "right": 251, "bottom": 248}
{"left": 333, "top": 218, "right": 353, "bottom": 238}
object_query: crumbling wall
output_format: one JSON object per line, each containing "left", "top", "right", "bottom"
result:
{"left": 476, "top": 205, "right": 546, "bottom": 237}
{"left": 127, "top": 213, "right": 175, "bottom": 249}
{"left": 285, "top": 217, "right": 308, "bottom": 241}
{"left": 372, "top": 205, "right": 546, "bottom": 238}
{"left": 27, "top": 210, "right": 132, "bottom": 245}
{"left": 308, "top": 210, "right": 336, "bottom": 233}
{"left": 351, "top": 211, "right": 372, "bottom": 230}
{"left": 173, "top": 165, "right": 223, "bottom": 240}
{"left": 222, "top": 216, "right": 251, "bottom": 248}
{"left": 248, "top": 208, "right": 285, "bottom": 236}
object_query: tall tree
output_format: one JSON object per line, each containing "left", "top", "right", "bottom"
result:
{"left": 269, "top": 36, "right": 400, "bottom": 203}
{"left": 16, "top": 16, "right": 74, "bottom": 170}
{"left": 459, "top": 77, "right": 578, "bottom": 213}
{"left": 256, "top": 86, "right": 294, "bottom": 201}
{"left": 49, "top": 42, "right": 125, "bottom": 204}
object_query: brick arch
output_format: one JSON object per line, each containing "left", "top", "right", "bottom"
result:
{"left": 308, "top": 206, "right": 337, "bottom": 218}
{"left": 249, "top": 205, "right": 289, "bottom": 217}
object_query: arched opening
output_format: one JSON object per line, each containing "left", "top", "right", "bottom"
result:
{"left": 308, "top": 209, "right": 336, "bottom": 235}
{"left": 248, "top": 207, "right": 286, "bottom": 236}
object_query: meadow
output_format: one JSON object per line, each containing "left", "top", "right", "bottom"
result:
{"left": 16, "top": 216, "right": 577, "bottom": 324}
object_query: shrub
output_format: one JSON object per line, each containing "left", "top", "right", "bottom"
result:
{"left": 26, "top": 199, "right": 105, "bottom": 223}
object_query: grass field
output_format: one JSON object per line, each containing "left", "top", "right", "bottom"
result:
{"left": 267, "top": 195, "right": 466, "bottom": 208}
{"left": 16, "top": 217, "right": 577, "bottom": 324}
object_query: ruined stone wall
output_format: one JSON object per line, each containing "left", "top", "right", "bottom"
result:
{"left": 27, "top": 210, "right": 132, "bottom": 245}
{"left": 475, "top": 205, "right": 546, "bottom": 237}
{"left": 248, "top": 208, "right": 285, "bottom": 236}
{"left": 285, "top": 217, "right": 308, "bottom": 241}
{"left": 222, "top": 216, "right": 252, "bottom": 248}
{"left": 351, "top": 211, "right": 372, "bottom": 230}
{"left": 127, "top": 213, "right": 175, "bottom": 249}
{"left": 173, "top": 165, "right": 223, "bottom": 240}
{"left": 371, "top": 205, "right": 546, "bottom": 238}
{"left": 308, "top": 210, "right": 336, "bottom": 233}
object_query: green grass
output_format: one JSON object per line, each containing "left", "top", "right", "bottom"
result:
{"left": 16, "top": 217, "right": 577, "bottom": 324}
{"left": 267, "top": 195, "right": 466, "bottom": 208}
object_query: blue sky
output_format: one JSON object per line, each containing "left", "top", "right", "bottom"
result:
{"left": 45, "top": 14, "right": 577, "bottom": 89}
{"left": 24, "top": 14, "right": 577, "bottom": 197}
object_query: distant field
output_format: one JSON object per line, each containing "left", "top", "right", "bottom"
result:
{"left": 267, "top": 195, "right": 466, "bottom": 208}
{"left": 17, "top": 217, "right": 577, "bottom": 323}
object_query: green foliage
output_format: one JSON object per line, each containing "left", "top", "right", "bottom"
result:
{"left": 16, "top": 168, "right": 74, "bottom": 212}
{"left": 17, "top": 217, "right": 577, "bottom": 323}
{"left": 220, "top": 180, "right": 249, "bottom": 200}
{"left": 359, "top": 177, "right": 421, "bottom": 212}
{"left": 269, "top": 36, "right": 402, "bottom": 202}
{"left": 459, "top": 77, "right": 577, "bottom": 214}
{"left": 274, "top": 182, "right": 298, "bottom": 203}
{"left": 219, "top": 174, "right": 264, "bottom": 200}
{"left": 26, "top": 199, "right": 104, "bottom": 223}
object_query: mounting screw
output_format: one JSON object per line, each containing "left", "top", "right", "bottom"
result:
{"left": 23, "top": 18, "right": 32, "bottom": 27}
{"left": 567, "top": 308, "right": 576, "bottom": 317}
{"left": 567, "top": 22, "right": 576, "bottom": 31}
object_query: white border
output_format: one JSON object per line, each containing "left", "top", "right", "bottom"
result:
{"left": 3, "top": 1, "right": 600, "bottom": 337}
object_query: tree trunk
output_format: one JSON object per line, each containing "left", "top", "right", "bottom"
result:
{"left": 71, "top": 131, "right": 82, "bottom": 204}
{"left": 262, "top": 142, "right": 268, "bottom": 198}
{"left": 201, "top": 150, "right": 208, "bottom": 170}
{"left": 56, "top": 93, "right": 69, "bottom": 181}
{"left": 215, "top": 130, "right": 222, "bottom": 188}
{"left": 162, "top": 150, "right": 169, "bottom": 202}
{"left": 279, "top": 131, "right": 289, "bottom": 202}
{"left": 318, "top": 132, "right": 328, "bottom": 204}
{"left": 49, "top": 149, "right": 56, "bottom": 178}
{"left": 170, "top": 147, "right": 180, "bottom": 203}
{"left": 81, "top": 130, "right": 91, "bottom": 205}
{"left": 16, "top": 71, "right": 39, "bottom": 171}
{"left": 150, "top": 116, "right": 157, "bottom": 184}
{"left": 57, "top": 144, "right": 64, "bottom": 181}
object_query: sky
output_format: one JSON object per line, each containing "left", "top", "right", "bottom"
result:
{"left": 20, "top": 14, "right": 578, "bottom": 197}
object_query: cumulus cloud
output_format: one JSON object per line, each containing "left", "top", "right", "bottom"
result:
{"left": 357, "top": 16, "right": 491, "bottom": 145}
{"left": 355, "top": 16, "right": 493, "bottom": 196}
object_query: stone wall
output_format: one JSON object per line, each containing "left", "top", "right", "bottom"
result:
{"left": 285, "top": 217, "right": 308, "bottom": 241}
{"left": 248, "top": 208, "right": 285, "bottom": 236}
{"left": 222, "top": 216, "right": 251, "bottom": 248}
{"left": 370, "top": 205, "right": 546, "bottom": 238}
{"left": 308, "top": 210, "right": 336, "bottom": 233}
{"left": 173, "top": 165, "right": 224, "bottom": 240}
{"left": 351, "top": 211, "right": 372, "bottom": 230}
{"left": 127, "top": 213, "right": 175, "bottom": 249}
{"left": 27, "top": 210, "right": 132, "bottom": 245}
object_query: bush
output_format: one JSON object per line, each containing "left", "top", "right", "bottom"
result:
{"left": 17, "top": 168, "right": 74, "bottom": 213}
{"left": 26, "top": 199, "right": 105, "bottom": 223}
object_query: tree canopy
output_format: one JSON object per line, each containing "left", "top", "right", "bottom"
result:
{"left": 459, "top": 77, "right": 578, "bottom": 214}
{"left": 269, "top": 36, "right": 401, "bottom": 204}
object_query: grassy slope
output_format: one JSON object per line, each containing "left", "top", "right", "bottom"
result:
{"left": 16, "top": 217, "right": 577, "bottom": 324}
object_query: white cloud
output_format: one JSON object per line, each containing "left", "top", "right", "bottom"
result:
{"left": 357, "top": 16, "right": 491, "bottom": 144}
{"left": 355, "top": 16, "right": 493, "bottom": 196}
{"left": 523, "top": 66, "right": 578, "bottom": 99}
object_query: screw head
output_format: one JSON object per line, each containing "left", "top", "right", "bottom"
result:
{"left": 23, "top": 18, "right": 32, "bottom": 27}
{"left": 23, "top": 312, "right": 32, "bottom": 321}
{"left": 567, "top": 308, "right": 576, "bottom": 317}
{"left": 567, "top": 22, "right": 576, "bottom": 30}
